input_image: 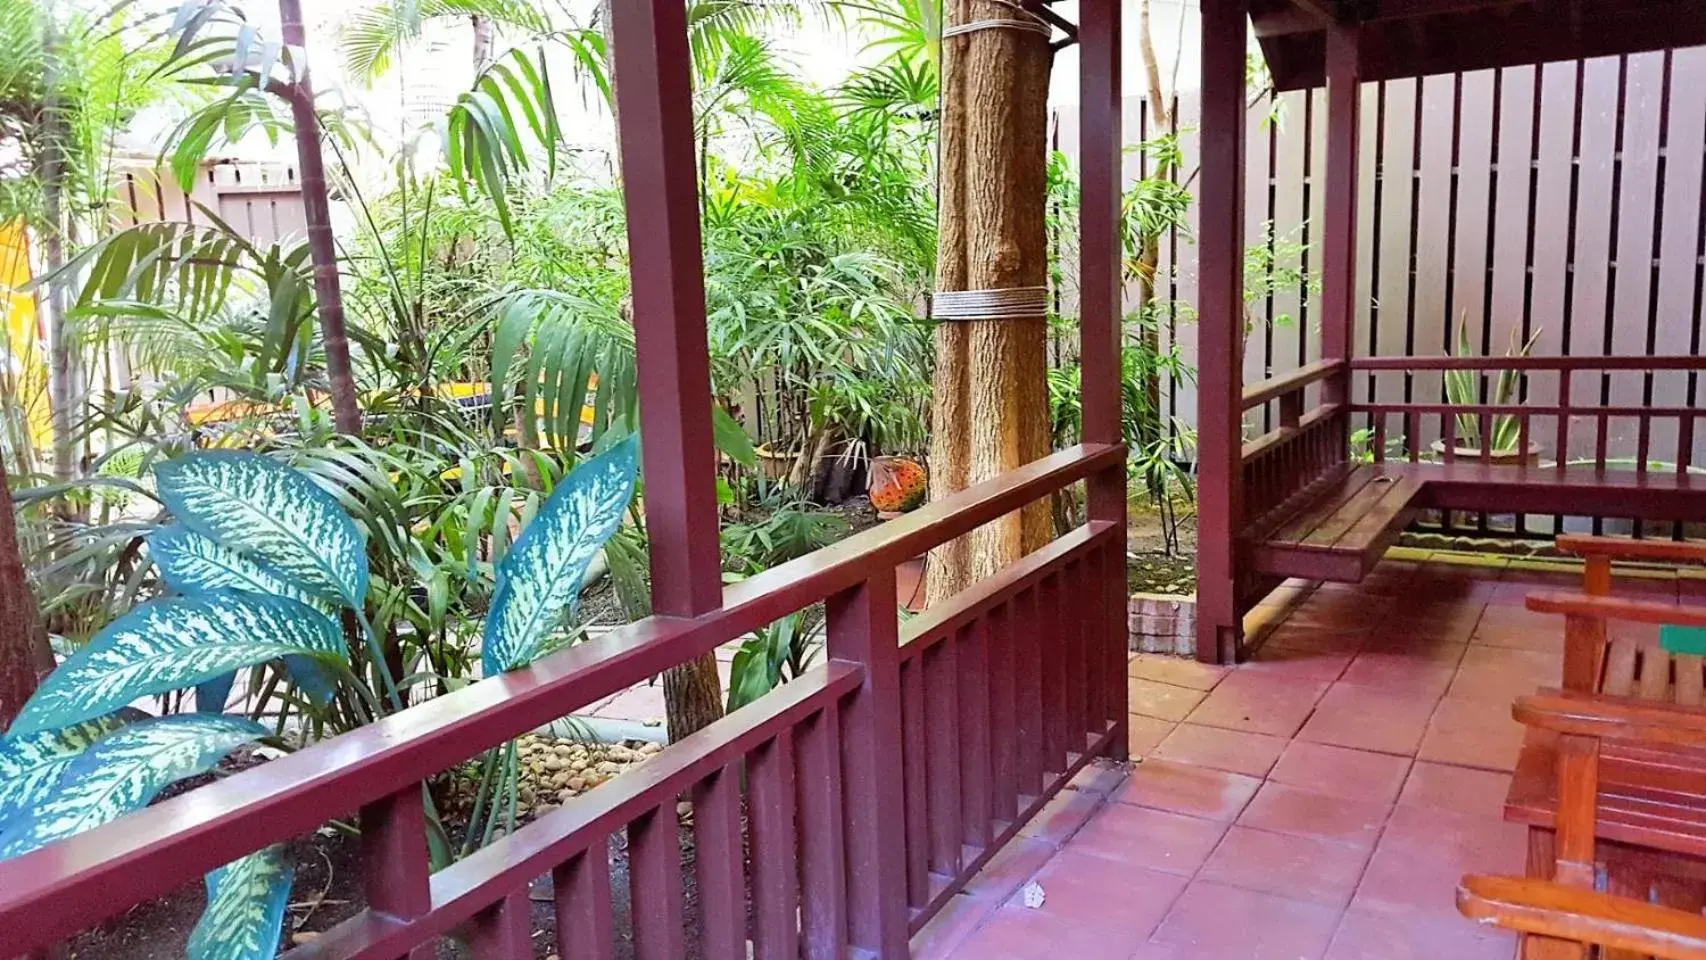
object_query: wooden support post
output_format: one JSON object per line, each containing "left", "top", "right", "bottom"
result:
{"left": 608, "top": 0, "right": 723, "bottom": 618}
{"left": 1195, "top": 0, "right": 1248, "bottom": 664}
{"left": 1079, "top": 0, "right": 1129, "bottom": 749}
{"left": 359, "top": 790, "right": 433, "bottom": 960}
{"left": 827, "top": 569, "right": 909, "bottom": 956}
{"left": 1322, "top": 26, "right": 1360, "bottom": 417}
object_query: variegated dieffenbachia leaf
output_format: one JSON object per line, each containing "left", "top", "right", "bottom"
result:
{"left": 0, "top": 710, "right": 142, "bottom": 834}
{"left": 482, "top": 435, "right": 638, "bottom": 675}
{"left": 9, "top": 590, "right": 346, "bottom": 737}
{"left": 154, "top": 451, "right": 369, "bottom": 609}
{"left": 0, "top": 714, "right": 265, "bottom": 860}
{"left": 151, "top": 524, "right": 338, "bottom": 617}
{"left": 187, "top": 845, "right": 295, "bottom": 960}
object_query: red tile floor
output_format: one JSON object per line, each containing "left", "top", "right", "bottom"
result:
{"left": 910, "top": 553, "right": 1698, "bottom": 959}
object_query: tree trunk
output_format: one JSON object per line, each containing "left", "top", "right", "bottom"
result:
{"left": 279, "top": 0, "right": 363, "bottom": 435}
{"left": 925, "top": 1, "right": 1055, "bottom": 606}
{"left": 1134, "top": 0, "right": 1174, "bottom": 456}
{"left": 0, "top": 459, "right": 52, "bottom": 731}
{"left": 39, "top": 26, "right": 76, "bottom": 504}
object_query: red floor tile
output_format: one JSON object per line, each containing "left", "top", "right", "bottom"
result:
{"left": 911, "top": 892, "right": 999, "bottom": 960}
{"left": 1138, "top": 880, "right": 1342, "bottom": 959}
{"left": 1398, "top": 761, "right": 1513, "bottom": 818}
{"left": 1355, "top": 806, "right": 1526, "bottom": 912}
{"left": 1007, "top": 850, "right": 1188, "bottom": 937}
{"left": 947, "top": 904, "right": 1151, "bottom": 960}
{"left": 1129, "top": 714, "right": 1176, "bottom": 759}
{"left": 1337, "top": 651, "right": 1459, "bottom": 697}
{"left": 1296, "top": 683, "right": 1439, "bottom": 756}
{"left": 1069, "top": 801, "right": 1229, "bottom": 875}
{"left": 1445, "top": 646, "right": 1561, "bottom": 703}
{"left": 1130, "top": 677, "right": 1209, "bottom": 722}
{"left": 1152, "top": 723, "right": 1288, "bottom": 777}
{"left": 1185, "top": 672, "right": 1328, "bottom": 738}
{"left": 1270, "top": 741, "right": 1411, "bottom": 804}
{"left": 1326, "top": 900, "right": 1515, "bottom": 960}
{"left": 1130, "top": 654, "right": 1230, "bottom": 691}
{"left": 1199, "top": 824, "right": 1371, "bottom": 907}
{"left": 1018, "top": 786, "right": 1103, "bottom": 844}
{"left": 1237, "top": 781, "right": 1391, "bottom": 849}
{"left": 963, "top": 836, "right": 1058, "bottom": 900}
{"left": 1114, "top": 759, "right": 1262, "bottom": 821}
{"left": 1417, "top": 696, "right": 1525, "bottom": 772}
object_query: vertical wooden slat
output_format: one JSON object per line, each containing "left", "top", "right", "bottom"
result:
{"left": 748, "top": 733, "right": 799, "bottom": 960}
{"left": 958, "top": 617, "right": 994, "bottom": 849}
{"left": 1013, "top": 587, "right": 1045, "bottom": 800}
{"left": 1480, "top": 412, "right": 1493, "bottom": 464}
{"left": 1061, "top": 561, "right": 1089, "bottom": 756}
{"left": 899, "top": 655, "right": 930, "bottom": 905}
{"left": 691, "top": 767, "right": 745, "bottom": 960}
{"left": 796, "top": 706, "right": 847, "bottom": 960}
{"left": 629, "top": 803, "right": 685, "bottom": 960}
{"left": 1408, "top": 409, "right": 1421, "bottom": 461}
{"left": 607, "top": 0, "right": 722, "bottom": 615}
{"left": 1443, "top": 413, "right": 1458, "bottom": 462}
{"left": 924, "top": 635, "right": 964, "bottom": 877}
{"left": 554, "top": 848, "right": 616, "bottom": 960}
{"left": 1374, "top": 414, "right": 1388, "bottom": 463}
{"left": 467, "top": 889, "right": 532, "bottom": 959}
{"left": 360, "top": 790, "right": 433, "bottom": 960}
{"left": 987, "top": 599, "right": 1018, "bottom": 822}
{"left": 825, "top": 568, "right": 909, "bottom": 956}
{"left": 1682, "top": 413, "right": 1696, "bottom": 474}
{"left": 1039, "top": 573, "right": 1068, "bottom": 773}
{"left": 1557, "top": 371, "right": 1574, "bottom": 473}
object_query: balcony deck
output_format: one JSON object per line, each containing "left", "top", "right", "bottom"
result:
{"left": 914, "top": 552, "right": 1704, "bottom": 960}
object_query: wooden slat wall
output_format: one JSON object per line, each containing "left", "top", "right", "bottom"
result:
{"left": 1054, "top": 46, "right": 1706, "bottom": 478}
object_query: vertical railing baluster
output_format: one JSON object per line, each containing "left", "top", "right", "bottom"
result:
{"left": 1595, "top": 411, "right": 1610, "bottom": 471}
{"left": 1061, "top": 560, "right": 1089, "bottom": 759}
{"left": 467, "top": 889, "right": 532, "bottom": 958}
{"left": 691, "top": 767, "right": 745, "bottom": 960}
{"left": 360, "top": 789, "right": 433, "bottom": 960}
{"left": 1443, "top": 413, "right": 1457, "bottom": 463}
{"left": 796, "top": 707, "right": 847, "bottom": 960}
{"left": 1681, "top": 413, "right": 1696, "bottom": 476}
{"left": 1039, "top": 573, "right": 1068, "bottom": 773}
{"left": 987, "top": 600, "right": 1018, "bottom": 823}
{"left": 748, "top": 733, "right": 799, "bottom": 960}
{"left": 1638, "top": 412, "right": 1651, "bottom": 475}
{"left": 1373, "top": 413, "right": 1387, "bottom": 464}
{"left": 1408, "top": 410, "right": 1421, "bottom": 462}
{"left": 629, "top": 803, "right": 686, "bottom": 960}
{"left": 958, "top": 617, "right": 994, "bottom": 850}
{"left": 1518, "top": 413, "right": 1532, "bottom": 466}
{"left": 1013, "top": 587, "right": 1045, "bottom": 801}
{"left": 825, "top": 569, "right": 909, "bottom": 956}
{"left": 1479, "top": 412, "right": 1493, "bottom": 465}
{"left": 924, "top": 634, "right": 964, "bottom": 878}
{"left": 554, "top": 848, "right": 616, "bottom": 960}
{"left": 1557, "top": 371, "right": 1573, "bottom": 473}
{"left": 899, "top": 655, "right": 930, "bottom": 906}
{"left": 1104, "top": 539, "right": 1128, "bottom": 737}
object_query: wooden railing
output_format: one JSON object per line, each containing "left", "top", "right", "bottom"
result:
{"left": 1349, "top": 355, "right": 1706, "bottom": 473}
{"left": 1239, "top": 359, "right": 1349, "bottom": 534}
{"left": 0, "top": 444, "right": 1129, "bottom": 959}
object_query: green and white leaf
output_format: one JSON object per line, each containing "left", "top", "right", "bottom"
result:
{"left": 0, "top": 715, "right": 265, "bottom": 860}
{"left": 9, "top": 590, "right": 346, "bottom": 737}
{"left": 151, "top": 524, "right": 337, "bottom": 617}
{"left": 0, "top": 711, "right": 142, "bottom": 832}
{"left": 482, "top": 436, "right": 638, "bottom": 674}
{"left": 154, "top": 451, "right": 369, "bottom": 608}
{"left": 188, "top": 845, "right": 295, "bottom": 960}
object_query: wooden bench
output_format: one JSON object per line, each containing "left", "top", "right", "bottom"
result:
{"left": 1248, "top": 465, "right": 1706, "bottom": 583}
{"left": 1459, "top": 873, "right": 1706, "bottom": 959}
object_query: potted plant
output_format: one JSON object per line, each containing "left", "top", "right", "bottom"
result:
{"left": 1434, "top": 316, "right": 1544, "bottom": 466}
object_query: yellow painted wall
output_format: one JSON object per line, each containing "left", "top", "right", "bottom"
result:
{"left": 0, "top": 219, "right": 50, "bottom": 454}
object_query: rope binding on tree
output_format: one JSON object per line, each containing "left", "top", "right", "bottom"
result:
{"left": 929, "top": 286, "right": 1051, "bottom": 321}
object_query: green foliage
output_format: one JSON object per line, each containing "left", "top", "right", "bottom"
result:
{"left": 1445, "top": 315, "right": 1542, "bottom": 454}
{"left": 726, "top": 607, "right": 823, "bottom": 712}
{"left": 0, "top": 710, "right": 140, "bottom": 833}
{"left": 188, "top": 845, "right": 295, "bottom": 960}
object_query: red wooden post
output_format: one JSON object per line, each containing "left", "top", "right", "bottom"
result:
{"left": 826, "top": 569, "right": 909, "bottom": 955}
{"left": 1322, "top": 26, "right": 1360, "bottom": 415}
{"left": 359, "top": 790, "right": 432, "bottom": 960}
{"left": 553, "top": 850, "right": 616, "bottom": 960}
{"left": 1079, "top": 0, "right": 1131, "bottom": 739}
{"left": 1195, "top": 0, "right": 1249, "bottom": 664}
{"left": 608, "top": 0, "right": 723, "bottom": 615}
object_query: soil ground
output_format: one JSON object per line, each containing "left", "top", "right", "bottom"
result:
{"left": 1126, "top": 498, "right": 1196, "bottom": 595}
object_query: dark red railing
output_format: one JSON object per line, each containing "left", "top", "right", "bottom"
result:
{"left": 1349, "top": 355, "right": 1706, "bottom": 473}
{"left": 0, "top": 445, "right": 1129, "bottom": 959}
{"left": 1238, "top": 359, "right": 1350, "bottom": 535}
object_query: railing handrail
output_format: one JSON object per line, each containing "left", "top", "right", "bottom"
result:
{"left": 0, "top": 441, "right": 1124, "bottom": 949}
{"left": 1242, "top": 403, "right": 1345, "bottom": 462}
{"left": 1349, "top": 401, "right": 1701, "bottom": 417}
{"left": 1242, "top": 358, "right": 1345, "bottom": 410}
{"left": 1348, "top": 354, "right": 1706, "bottom": 371}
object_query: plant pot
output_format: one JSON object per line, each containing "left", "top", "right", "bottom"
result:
{"left": 1429, "top": 440, "right": 1544, "bottom": 467}
{"left": 868, "top": 456, "right": 927, "bottom": 514}
{"left": 754, "top": 443, "right": 801, "bottom": 481}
